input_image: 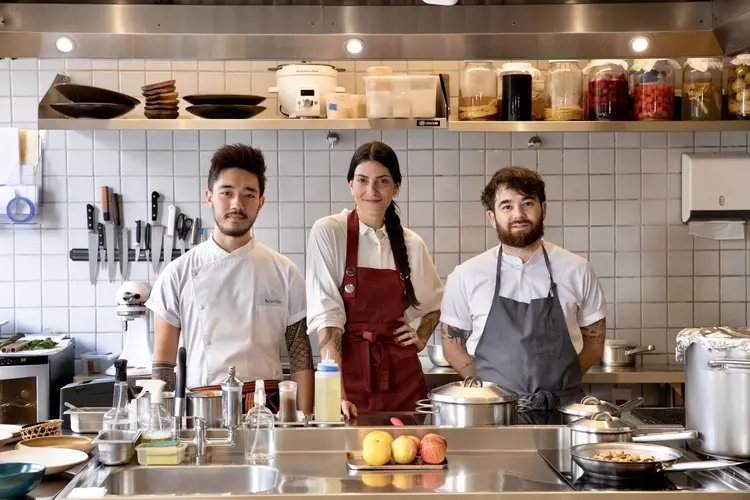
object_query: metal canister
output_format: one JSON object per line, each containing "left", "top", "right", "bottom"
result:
{"left": 220, "top": 366, "right": 243, "bottom": 429}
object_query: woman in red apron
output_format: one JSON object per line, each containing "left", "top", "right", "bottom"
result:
{"left": 306, "top": 141, "right": 444, "bottom": 417}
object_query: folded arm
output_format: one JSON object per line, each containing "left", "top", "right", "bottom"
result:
{"left": 441, "top": 323, "right": 476, "bottom": 378}
{"left": 285, "top": 318, "right": 314, "bottom": 414}
{"left": 578, "top": 318, "right": 606, "bottom": 374}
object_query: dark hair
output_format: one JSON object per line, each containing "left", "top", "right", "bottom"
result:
{"left": 208, "top": 144, "right": 267, "bottom": 195}
{"left": 347, "top": 141, "right": 419, "bottom": 308}
{"left": 481, "top": 166, "right": 546, "bottom": 212}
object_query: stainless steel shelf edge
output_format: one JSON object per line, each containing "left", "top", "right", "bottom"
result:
{"left": 449, "top": 121, "right": 750, "bottom": 133}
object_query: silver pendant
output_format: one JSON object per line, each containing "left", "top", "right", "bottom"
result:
{"left": 344, "top": 283, "right": 355, "bottom": 294}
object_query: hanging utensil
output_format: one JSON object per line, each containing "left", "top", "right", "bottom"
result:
{"left": 101, "top": 187, "right": 116, "bottom": 283}
{"left": 134, "top": 220, "right": 142, "bottom": 262}
{"left": 86, "top": 204, "right": 98, "bottom": 285}
{"left": 121, "top": 228, "right": 130, "bottom": 282}
{"left": 98, "top": 223, "right": 106, "bottom": 271}
{"left": 166, "top": 204, "right": 178, "bottom": 262}
{"left": 112, "top": 192, "right": 124, "bottom": 281}
{"left": 149, "top": 192, "right": 164, "bottom": 272}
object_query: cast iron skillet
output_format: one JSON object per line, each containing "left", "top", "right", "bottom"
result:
{"left": 183, "top": 94, "right": 265, "bottom": 106}
{"left": 50, "top": 103, "right": 133, "bottom": 119}
{"left": 54, "top": 84, "right": 140, "bottom": 106}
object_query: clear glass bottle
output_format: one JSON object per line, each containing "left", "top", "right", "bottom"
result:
{"left": 728, "top": 54, "right": 750, "bottom": 120}
{"left": 458, "top": 61, "right": 498, "bottom": 121}
{"left": 630, "top": 59, "right": 679, "bottom": 121}
{"left": 103, "top": 359, "right": 134, "bottom": 431}
{"left": 244, "top": 380, "right": 275, "bottom": 463}
{"left": 544, "top": 60, "right": 583, "bottom": 121}
{"left": 583, "top": 60, "right": 629, "bottom": 121}
{"left": 682, "top": 58, "right": 723, "bottom": 121}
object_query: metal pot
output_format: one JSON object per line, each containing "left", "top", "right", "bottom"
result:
{"left": 416, "top": 376, "right": 518, "bottom": 427}
{"left": 680, "top": 327, "right": 750, "bottom": 459}
{"left": 186, "top": 390, "right": 223, "bottom": 428}
{"left": 568, "top": 412, "right": 698, "bottom": 449}
{"left": 427, "top": 345, "right": 451, "bottom": 368}
{"left": 601, "top": 340, "right": 655, "bottom": 367}
{"left": 558, "top": 396, "right": 644, "bottom": 424}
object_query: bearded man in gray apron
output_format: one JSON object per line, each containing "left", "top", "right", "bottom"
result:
{"left": 440, "top": 166, "right": 607, "bottom": 411}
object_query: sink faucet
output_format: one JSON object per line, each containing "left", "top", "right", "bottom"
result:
{"left": 172, "top": 347, "right": 237, "bottom": 463}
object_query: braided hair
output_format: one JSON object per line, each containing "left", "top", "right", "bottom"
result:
{"left": 347, "top": 141, "right": 420, "bottom": 308}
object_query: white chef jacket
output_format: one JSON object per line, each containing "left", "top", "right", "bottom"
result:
{"left": 145, "top": 235, "right": 306, "bottom": 388}
{"left": 440, "top": 240, "right": 607, "bottom": 356}
{"left": 306, "top": 209, "right": 445, "bottom": 335}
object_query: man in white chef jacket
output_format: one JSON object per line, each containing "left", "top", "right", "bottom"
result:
{"left": 146, "top": 144, "right": 314, "bottom": 414}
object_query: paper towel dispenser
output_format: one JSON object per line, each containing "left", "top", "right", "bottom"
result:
{"left": 682, "top": 153, "right": 750, "bottom": 223}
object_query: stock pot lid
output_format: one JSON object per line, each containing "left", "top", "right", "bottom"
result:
{"left": 605, "top": 339, "right": 636, "bottom": 348}
{"left": 558, "top": 396, "right": 617, "bottom": 417}
{"left": 675, "top": 327, "right": 750, "bottom": 361}
{"left": 430, "top": 378, "right": 519, "bottom": 404}
{"left": 568, "top": 412, "right": 633, "bottom": 434}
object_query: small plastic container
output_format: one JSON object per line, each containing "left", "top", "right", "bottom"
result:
{"left": 135, "top": 442, "right": 186, "bottom": 466}
{"left": 325, "top": 93, "right": 351, "bottom": 119}
{"left": 80, "top": 352, "right": 118, "bottom": 376}
{"left": 364, "top": 75, "right": 439, "bottom": 118}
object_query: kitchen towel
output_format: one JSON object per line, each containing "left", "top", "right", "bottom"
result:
{"left": 688, "top": 221, "right": 745, "bottom": 240}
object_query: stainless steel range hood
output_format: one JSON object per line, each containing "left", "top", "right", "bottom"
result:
{"left": 0, "top": 1, "right": 747, "bottom": 60}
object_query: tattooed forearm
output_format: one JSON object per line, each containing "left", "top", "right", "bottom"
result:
{"left": 285, "top": 318, "right": 314, "bottom": 374}
{"left": 581, "top": 318, "right": 606, "bottom": 343}
{"left": 442, "top": 324, "right": 472, "bottom": 346}
{"left": 578, "top": 318, "right": 606, "bottom": 374}
{"left": 317, "top": 327, "right": 344, "bottom": 358}
{"left": 152, "top": 361, "right": 176, "bottom": 392}
{"left": 440, "top": 322, "right": 476, "bottom": 377}
{"left": 416, "top": 310, "right": 441, "bottom": 343}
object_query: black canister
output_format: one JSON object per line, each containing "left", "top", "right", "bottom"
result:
{"left": 502, "top": 73, "right": 532, "bottom": 121}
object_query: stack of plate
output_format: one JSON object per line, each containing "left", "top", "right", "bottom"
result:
{"left": 184, "top": 94, "right": 266, "bottom": 119}
{"left": 142, "top": 80, "right": 180, "bottom": 119}
{"left": 51, "top": 84, "right": 140, "bottom": 119}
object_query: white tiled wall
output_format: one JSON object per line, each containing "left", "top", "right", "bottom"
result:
{"left": 1, "top": 59, "right": 750, "bottom": 378}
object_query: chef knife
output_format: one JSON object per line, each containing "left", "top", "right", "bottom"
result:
{"left": 112, "top": 192, "right": 124, "bottom": 281}
{"left": 166, "top": 204, "right": 178, "bottom": 263}
{"left": 102, "top": 186, "right": 116, "bottom": 283}
{"left": 87, "top": 204, "right": 98, "bottom": 285}
{"left": 121, "top": 228, "right": 130, "bottom": 282}
{"left": 134, "top": 220, "right": 142, "bottom": 262}
{"left": 98, "top": 222, "right": 105, "bottom": 271}
{"left": 150, "top": 191, "right": 164, "bottom": 273}
{"left": 145, "top": 223, "right": 151, "bottom": 266}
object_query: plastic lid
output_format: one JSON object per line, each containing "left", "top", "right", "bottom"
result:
{"left": 605, "top": 339, "right": 636, "bottom": 348}
{"left": 568, "top": 412, "right": 633, "bottom": 434}
{"left": 279, "top": 380, "right": 297, "bottom": 392}
{"left": 254, "top": 379, "right": 265, "bottom": 407}
{"left": 317, "top": 350, "right": 339, "bottom": 372}
{"left": 136, "top": 379, "right": 166, "bottom": 404}
{"left": 429, "top": 377, "right": 518, "bottom": 404}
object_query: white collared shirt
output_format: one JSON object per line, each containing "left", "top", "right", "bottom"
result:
{"left": 306, "top": 209, "right": 445, "bottom": 335}
{"left": 440, "top": 240, "right": 607, "bottom": 356}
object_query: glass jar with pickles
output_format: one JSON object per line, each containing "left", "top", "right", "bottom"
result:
{"left": 583, "top": 60, "right": 630, "bottom": 121}
{"left": 728, "top": 54, "right": 750, "bottom": 120}
{"left": 458, "top": 61, "right": 499, "bottom": 121}
{"left": 630, "top": 59, "right": 679, "bottom": 121}
{"left": 682, "top": 58, "right": 723, "bottom": 121}
{"left": 544, "top": 60, "right": 583, "bottom": 121}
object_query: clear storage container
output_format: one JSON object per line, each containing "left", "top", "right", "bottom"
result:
{"left": 499, "top": 63, "right": 543, "bottom": 121}
{"left": 630, "top": 59, "right": 679, "bottom": 121}
{"left": 583, "top": 60, "right": 629, "bottom": 121}
{"left": 80, "top": 351, "right": 118, "bottom": 376}
{"left": 458, "top": 61, "right": 498, "bottom": 121}
{"left": 728, "top": 54, "right": 750, "bottom": 120}
{"left": 682, "top": 58, "right": 723, "bottom": 121}
{"left": 544, "top": 60, "right": 583, "bottom": 121}
{"left": 364, "top": 74, "right": 439, "bottom": 119}
{"left": 135, "top": 442, "right": 186, "bottom": 466}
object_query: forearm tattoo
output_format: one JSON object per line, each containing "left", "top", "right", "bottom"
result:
{"left": 416, "top": 311, "right": 441, "bottom": 343}
{"left": 318, "top": 327, "right": 343, "bottom": 357}
{"left": 152, "top": 361, "right": 176, "bottom": 391}
{"left": 581, "top": 319, "right": 606, "bottom": 344}
{"left": 442, "top": 324, "right": 472, "bottom": 346}
{"left": 285, "top": 318, "right": 314, "bottom": 374}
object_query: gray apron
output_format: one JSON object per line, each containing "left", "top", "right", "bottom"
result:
{"left": 474, "top": 243, "right": 585, "bottom": 411}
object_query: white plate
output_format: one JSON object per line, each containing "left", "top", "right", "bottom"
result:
{"left": 0, "top": 448, "right": 89, "bottom": 475}
{"left": 0, "top": 425, "right": 21, "bottom": 435}
{"left": 0, "top": 432, "right": 12, "bottom": 441}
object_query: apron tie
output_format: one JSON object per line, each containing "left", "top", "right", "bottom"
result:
{"left": 350, "top": 330, "right": 390, "bottom": 392}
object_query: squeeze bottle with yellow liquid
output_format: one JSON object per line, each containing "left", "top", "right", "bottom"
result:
{"left": 314, "top": 350, "right": 341, "bottom": 423}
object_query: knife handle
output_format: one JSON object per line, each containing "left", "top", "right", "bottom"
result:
{"left": 101, "top": 187, "right": 110, "bottom": 222}
{"left": 151, "top": 191, "right": 159, "bottom": 222}
{"left": 98, "top": 223, "right": 105, "bottom": 249}
{"left": 86, "top": 204, "right": 95, "bottom": 231}
{"left": 166, "top": 205, "right": 177, "bottom": 237}
{"left": 135, "top": 220, "right": 142, "bottom": 246}
{"left": 145, "top": 223, "right": 151, "bottom": 251}
{"left": 112, "top": 193, "right": 121, "bottom": 227}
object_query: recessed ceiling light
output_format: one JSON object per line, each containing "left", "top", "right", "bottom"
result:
{"left": 344, "top": 38, "right": 364, "bottom": 55}
{"left": 55, "top": 36, "right": 75, "bottom": 53}
{"left": 630, "top": 36, "right": 650, "bottom": 53}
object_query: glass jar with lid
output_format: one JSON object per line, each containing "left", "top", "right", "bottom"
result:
{"left": 630, "top": 59, "right": 680, "bottom": 121}
{"left": 728, "top": 54, "right": 750, "bottom": 120}
{"left": 458, "top": 61, "right": 499, "bottom": 121}
{"left": 544, "top": 60, "right": 583, "bottom": 121}
{"left": 583, "top": 60, "right": 629, "bottom": 121}
{"left": 498, "top": 62, "right": 541, "bottom": 121}
{"left": 682, "top": 58, "right": 723, "bottom": 121}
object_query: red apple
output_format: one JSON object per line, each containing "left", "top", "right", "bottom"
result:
{"left": 419, "top": 433, "right": 447, "bottom": 464}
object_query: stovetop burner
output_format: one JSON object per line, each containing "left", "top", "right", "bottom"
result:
{"left": 571, "top": 473, "right": 681, "bottom": 492}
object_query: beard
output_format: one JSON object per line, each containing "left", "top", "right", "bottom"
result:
{"left": 495, "top": 217, "right": 544, "bottom": 248}
{"left": 213, "top": 209, "right": 256, "bottom": 238}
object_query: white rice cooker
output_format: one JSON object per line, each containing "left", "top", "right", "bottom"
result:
{"left": 269, "top": 63, "right": 345, "bottom": 118}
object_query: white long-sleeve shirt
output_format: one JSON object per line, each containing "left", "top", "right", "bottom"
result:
{"left": 306, "top": 209, "right": 444, "bottom": 335}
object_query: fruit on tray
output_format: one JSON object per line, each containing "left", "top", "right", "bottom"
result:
{"left": 391, "top": 436, "right": 419, "bottom": 465}
{"left": 419, "top": 433, "right": 448, "bottom": 465}
{"left": 362, "top": 431, "right": 393, "bottom": 466}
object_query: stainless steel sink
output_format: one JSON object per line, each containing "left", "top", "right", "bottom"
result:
{"left": 102, "top": 465, "right": 279, "bottom": 495}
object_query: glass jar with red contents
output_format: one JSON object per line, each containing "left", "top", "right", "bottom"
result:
{"left": 630, "top": 59, "right": 679, "bottom": 121}
{"left": 583, "top": 60, "right": 629, "bottom": 121}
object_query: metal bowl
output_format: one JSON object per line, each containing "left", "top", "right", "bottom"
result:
{"left": 427, "top": 344, "right": 451, "bottom": 367}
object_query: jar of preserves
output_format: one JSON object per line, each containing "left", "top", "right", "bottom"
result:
{"left": 728, "top": 54, "right": 750, "bottom": 120}
{"left": 458, "top": 61, "right": 499, "bottom": 121}
{"left": 583, "top": 60, "right": 629, "bottom": 121}
{"left": 544, "top": 60, "right": 583, "bottom": 121}
{"left": 682, "top": 58, "right": 723, "bottom": 121}
{"left": 499, "top": 63, "right": 544, "bottom": 121}
{"left": 630, "top": 59, "right": 679, "bottom": 121}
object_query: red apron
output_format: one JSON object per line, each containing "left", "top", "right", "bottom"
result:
{"left": 339, "top": 209, "right": 428, "bottom": 414}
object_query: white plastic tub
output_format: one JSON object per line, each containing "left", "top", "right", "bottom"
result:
{"left": 364, "top": 74, "right": 439, "bottom": 118}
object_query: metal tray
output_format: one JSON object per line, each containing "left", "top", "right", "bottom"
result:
{"left": 64, "top": 407, "right": 108, "bottom": 434}
{"left": 275, "top": 410, "right": 307, "bottom": 428}
{"left": 346, "top": 452, "right": 448, "bottom": 471}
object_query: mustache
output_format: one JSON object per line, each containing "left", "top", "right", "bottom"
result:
{"left": 225, "top": 211, "right": 247, "bottom": 219}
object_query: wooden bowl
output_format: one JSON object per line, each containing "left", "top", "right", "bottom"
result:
{"left": 16, "top": 436, "right": 94, "bottom": 454}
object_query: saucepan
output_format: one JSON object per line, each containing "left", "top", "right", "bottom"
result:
{"left": 601, "top": 340, "right": 655, "bottom": 367}
{"left": 558, "top": 396, "right": 644, "bottom": 425}
{"left": 570, "top": 442, "right": 743, "bottom": 480}
{"left": 568, "top": 412, "right": 698, "bottom": 449}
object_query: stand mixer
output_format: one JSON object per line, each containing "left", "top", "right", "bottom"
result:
{"left": 105, "top": 281, "right": 153, "bottom": 377}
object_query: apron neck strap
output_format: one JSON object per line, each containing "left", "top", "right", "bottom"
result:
{"left": 345, "top": 209, "right": 361, "bottom": 270}
{"left": 497, "top": 243, "right": 558, "bottom": 297}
